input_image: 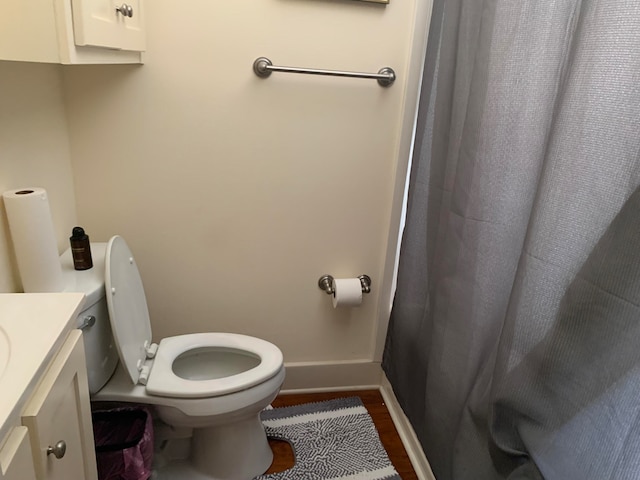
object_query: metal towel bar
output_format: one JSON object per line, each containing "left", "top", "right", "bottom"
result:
{"left": 253, "top": 57, "right": 396, "bottom": 87}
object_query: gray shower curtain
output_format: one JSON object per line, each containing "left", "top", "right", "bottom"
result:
{"left": 383, "top": 1, "right": 640, "bottom": 479}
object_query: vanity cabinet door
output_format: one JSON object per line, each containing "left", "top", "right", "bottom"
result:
{"left": 0, "top": 427, "right": 37, "bottom": 480}
{"left": 71, "top": 0, "right": 146, "bottom": 51}
{"left": 22, "top": 331, "right": 98, "bottom": 480}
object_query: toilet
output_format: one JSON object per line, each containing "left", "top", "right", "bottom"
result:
{"left": 60, "top": 235, "right": 285, "bottom": 480}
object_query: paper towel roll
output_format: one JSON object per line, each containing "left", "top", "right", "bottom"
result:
{"left": 331, "top": 278, "right": 363, "bottom": 308}
{"left": 3, "top": 188, "right": 64, "bottom": 292}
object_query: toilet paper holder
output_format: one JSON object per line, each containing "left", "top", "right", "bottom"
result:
{"left": 318, "top": 274, "right": 371, "bottom": 295}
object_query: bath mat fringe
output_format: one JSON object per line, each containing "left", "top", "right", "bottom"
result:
{"left": 254, "top": 397, "right": 401, "bottom": 480}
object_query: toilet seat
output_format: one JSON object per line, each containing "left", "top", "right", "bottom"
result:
{"left": 105, "top": 235, "right": 155, "bottom": 386}
{"left": 105, "top": 235, "right": 283, "bottom": 400}
{"left": 145, "top": 333, "right": 283, "bottom": 398}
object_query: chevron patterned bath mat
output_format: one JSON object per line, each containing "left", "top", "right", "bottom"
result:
{"left": 254, "top": 396, "right": 401, "bottom": 480}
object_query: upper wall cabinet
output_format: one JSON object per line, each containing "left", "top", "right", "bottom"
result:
{"left": 0, "top": 0, "right": 145, "bottom": 64}
{"left": 72, "top": 0, "right": 145, "bottom": 52}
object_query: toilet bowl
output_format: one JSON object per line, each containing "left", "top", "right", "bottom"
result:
{"left": 61, "top": 235, "right": 285, "bottom": 480}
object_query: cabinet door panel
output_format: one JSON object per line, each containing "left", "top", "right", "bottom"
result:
{"left": 0, "top": 427, "right": 37, "bottom": 480}
{"left": 22, "top": 331, "right": 98, "bottom": 480}
{"left": 71, "top": 0, "right": 146, "bottom": 51}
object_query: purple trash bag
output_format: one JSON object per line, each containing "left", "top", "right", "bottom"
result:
{"left": 92, "top": 407, "right": 154, "bottom": 480}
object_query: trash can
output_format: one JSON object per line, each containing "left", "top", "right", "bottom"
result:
{"left": 92, "top": 406, "right": 154, "bottom": 480}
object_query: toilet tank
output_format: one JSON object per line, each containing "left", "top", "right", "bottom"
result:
{"left": 60, "top": 243, "right": 119, "bottom": 394}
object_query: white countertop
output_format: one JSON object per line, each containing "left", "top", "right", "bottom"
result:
{"left": 0, "top": 293, "right": 85, "bottom": 442}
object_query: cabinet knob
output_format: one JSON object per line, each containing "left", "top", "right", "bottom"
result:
{"left": 46, "top": 440, "right": 67, "bottom": 459}
{"left": 116, "top": 4, "right": 134, "bottom": 18}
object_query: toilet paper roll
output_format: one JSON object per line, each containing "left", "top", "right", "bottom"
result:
{"left": 331, "top": 278, "right": 363, "bottom": 308}
{"left": 3, "top": 188, "right": 64, "bottom": 292}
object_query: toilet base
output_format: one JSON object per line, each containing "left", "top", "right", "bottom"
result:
{"left": 153, "top": 461, "right": 207, "bottom": 480}
{"left": 189, "top": 412, "right": 273, "bottom": 480}
{"left": 94, "top": 365, "right": 285, "bottom": 479}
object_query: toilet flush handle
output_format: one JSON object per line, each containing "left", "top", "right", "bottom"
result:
{"left": 78, "top": 315, "right": 96, "bottom": 330}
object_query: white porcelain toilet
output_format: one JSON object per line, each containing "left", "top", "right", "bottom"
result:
{"left": 60, "top": 235, "right": 285, "bottom": 480}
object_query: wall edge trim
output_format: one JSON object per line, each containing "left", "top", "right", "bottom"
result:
{"left": 380, "top": 372, "right": 436, "bottom": 480}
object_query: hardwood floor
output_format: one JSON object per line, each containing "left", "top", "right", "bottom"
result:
{"left": 264, "top": 390, "right": 418, "bottom": 479}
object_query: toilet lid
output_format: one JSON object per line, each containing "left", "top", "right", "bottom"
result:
{"left": 105, "top": 235, "right": 153, "bottom": 385}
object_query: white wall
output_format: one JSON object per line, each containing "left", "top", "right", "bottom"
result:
{"left": 62, "top": 0, "right": 421, "bottom": 364}
{"left": 0, "top": 62, "right": 77, "bottom": 292}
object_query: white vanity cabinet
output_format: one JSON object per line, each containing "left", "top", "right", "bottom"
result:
{"left": 21, "top": 330, "right": 98, "bottom": 480}
{"left": 0, "top": 295, "right": 97, "bottom": 480}
{"left": 0, "top": 427, "right": 38, "bottom": 480}
{"left": 0, "top": 0, "right": 145, "bottom": 64}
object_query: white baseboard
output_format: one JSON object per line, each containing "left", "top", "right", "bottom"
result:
{"left": 279, "top": 361, "right": 435, "bottom": 480}
{"left": 380, "top": 373, "right": 436, "bottom": 480}
{"left": 280, "top": 360, "right": 383, "bottom": 393}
